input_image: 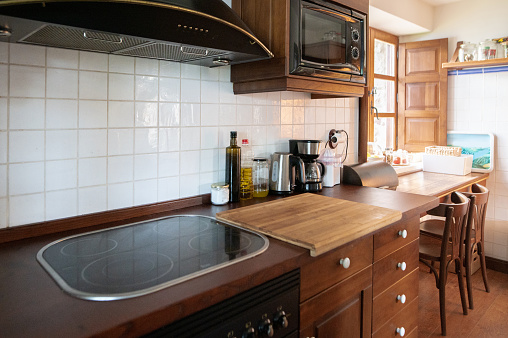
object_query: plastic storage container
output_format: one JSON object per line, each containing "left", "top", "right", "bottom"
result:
{"left": 252, "top": 158, "right": 269, "bottom": 197}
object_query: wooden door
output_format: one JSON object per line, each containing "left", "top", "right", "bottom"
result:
{"left": 300, "top": 267, "right": 372, "bottom": 338}
{"left": 398, "top": 39, "right": 448, "bottom": 152}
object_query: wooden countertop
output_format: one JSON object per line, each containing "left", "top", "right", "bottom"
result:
{"left": 396, "top": 171, "right": 489, "bottom": 197}
{"left": 0, "top": 185, "right": 438, "bottom": 338}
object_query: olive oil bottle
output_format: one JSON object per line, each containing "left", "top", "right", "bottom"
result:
{"left": 225, "top": 131, "right": 241, "bottom": 202}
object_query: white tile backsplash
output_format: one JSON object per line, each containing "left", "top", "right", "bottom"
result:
{"left": 10, "top": 65, "right": 45, "bottom": 98}
{"left": 78, "top": 157, "right": 106, "bottom": 187}
{"left": 9, "top": 98, "right": 45, "bottom": 130}
{"left": 46, "top": 159, "right": 77, "bottom": 191}
{"left": 0, "top": 42, "right": 8, "bottom": 64}
{"left": 109, "top": 73, "right": 134, "bottom": 100}
{"left": 448, "top": 69, "right": 508, "bottom": 261}
{"left": 10, "top": 44, "right": 45, "bottom": 66}
{"left": 79, "top": 51, "right": 108, "bottom": 71}
{"left": 0, "top": 65, "right": 7, "bottom": 97}
{"left": 109, "top": 55, "right": 134, "bottom": 74}
{"left": 9, "top": 162, "right": 44, "bottom": 195}
{"left": 46, "top": 99, "right": 78, "bottom": 129}
{"left": 47, "top": 48, "right": 79, "bottom": 69}
{"left": 47, "top": 68, "right": 78, "bottom": 99}
{"left": 79, "top": 71, "right": 108, "bottom": 100}
{"left": 1, "top": 42, "right": 358, "bottom": 229}
{"left": 46, "top": 130, "right": 77, "bottom": 160}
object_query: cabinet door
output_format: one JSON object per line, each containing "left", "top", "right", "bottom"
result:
{"left": 300, "top": 267, "right": 372, "bottom": 338}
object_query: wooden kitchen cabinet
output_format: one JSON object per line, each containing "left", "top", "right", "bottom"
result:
{"left": 300, "top": 236, "right": 373, "bottom": 338}
{"left": 230, "top": 0, "right": 367, "bottom": 97}
{"left": 300, "top": 266, "right": 373, "bottom": 338}
{"left": 372, "top": 216, "right": 420, "bottom": 336}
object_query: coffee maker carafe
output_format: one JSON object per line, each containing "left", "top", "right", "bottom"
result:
{"left": 289, "top": 139, "right": 325, "bottom": 192}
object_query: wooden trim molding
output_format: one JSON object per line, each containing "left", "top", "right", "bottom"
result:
{"left": 0, "top": 194, "right": 211, "bottom": 244}
{"left": 486, "top": 256, "right": 508, "bottom": 274}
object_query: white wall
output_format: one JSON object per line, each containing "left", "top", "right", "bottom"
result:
{"left": 400, "top": 0, "right": 508, "bottom": 261}
{"left": 399, "top": 0, "right": 508, "bottom": 57}
{"left": 0, "top": 42, "right": 358, "bottom": 228}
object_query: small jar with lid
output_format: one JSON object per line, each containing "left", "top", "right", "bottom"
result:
{"left": 210, "top": 182, "right": 229, "bottom": 205}
{"left": 252, "top": 158, "right": 269, "bottom": 198}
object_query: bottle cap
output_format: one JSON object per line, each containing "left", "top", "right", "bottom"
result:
{"left": 230, "top": 131, "right": 237, "bottom": 138}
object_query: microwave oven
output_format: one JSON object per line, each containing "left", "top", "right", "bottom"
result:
{"left": 289, "top": 0, "right": 366, "bottom": 84}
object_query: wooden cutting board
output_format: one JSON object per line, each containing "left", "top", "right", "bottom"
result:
{"left": 216, "top": 193, "right": 402, "bottom": 257}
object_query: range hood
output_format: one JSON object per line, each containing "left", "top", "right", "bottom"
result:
{"left": 0, "top": 0, "right": 273, "bottom": 67}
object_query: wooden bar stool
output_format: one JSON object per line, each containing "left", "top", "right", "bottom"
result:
{"left": 462, "top": 183, "right": 490, "bottom": 309}
{"left": 419, "top": 191, "right": 471, "bottom": 336}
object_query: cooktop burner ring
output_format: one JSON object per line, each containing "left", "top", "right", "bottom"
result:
{"left": 153, "top": 216, "right": 211, "bottom": 237}
{"left": 81, "top": 252, "right": 174, "bottom": 288}
{"left": 188, "top": 232, "right": 253, "bottom": 254}
{"left": 60, "top": 238, "right": 118, "bottom": 257}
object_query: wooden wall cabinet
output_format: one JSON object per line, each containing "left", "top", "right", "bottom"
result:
{"left": 230, "top": 0, "right": 368, "bottom": 97}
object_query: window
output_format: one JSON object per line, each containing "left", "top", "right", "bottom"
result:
{"left": 368, "top": 29, "right": 398, "bottom": 151}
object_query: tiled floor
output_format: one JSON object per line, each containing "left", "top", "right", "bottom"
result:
{"left": 418, "top": 262, "right": 508, "bottom": 337}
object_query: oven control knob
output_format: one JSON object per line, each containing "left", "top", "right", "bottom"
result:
{"left": 258, "top": 318, "right": 274, "bottom": 337}
{"left": 242, "top": 326, "right": 257, "bottom": 338}
{"left": 274, "top": 310, "right": 289, "bottom": 329}
{"left": 351, "top": 46, "right": 360, "bottom": 60}
{"left": 351, "top": 28, "right": 360, "bottom": 42}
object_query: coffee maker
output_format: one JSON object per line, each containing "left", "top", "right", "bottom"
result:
{"left": 289, "top": 139, "right": 325, "bottom": 192}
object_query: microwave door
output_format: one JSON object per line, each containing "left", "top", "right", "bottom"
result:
{"left": 300, "top": 4, "right": 349, "bottom": 66}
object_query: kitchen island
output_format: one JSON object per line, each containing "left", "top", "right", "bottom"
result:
{"left": 0, "top": 185, "right": 437, "bottom": 337}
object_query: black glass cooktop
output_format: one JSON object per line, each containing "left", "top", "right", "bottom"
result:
{"left": 37, "top": 215, "right": 269, "bottom": 301}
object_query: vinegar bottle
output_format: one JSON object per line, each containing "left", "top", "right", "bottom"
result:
{"left": 240, "top": 139, "right": 253, "bottom": 200}
{"left": 225, "top": 131, "right": 241, "bottom": 202}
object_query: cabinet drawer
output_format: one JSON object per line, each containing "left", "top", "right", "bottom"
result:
{"left": 301, "top": 235, "right": 373, "bottom": 301}
{"left": 373, "top": 269, "right": 419, "bottom": 331}
{"left": 372, "top": 297, "right": 418, "bottom": 338}
{"left": 374, "top": 215, "right": 419, "bottom": 262}
{"left": 300, "top": 266, "right": 372, "bottom": 338}
{"left": 373, "top": 239, "right": 419, "bottom": 296}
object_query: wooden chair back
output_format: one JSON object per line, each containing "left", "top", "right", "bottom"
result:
{"left": 462, "top": 183, "right": 489, "bottom": 242}
{"left": 427, "top": 191, "right": 470, "bottom": 261}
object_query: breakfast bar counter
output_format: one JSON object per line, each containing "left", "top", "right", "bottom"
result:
{"left": 396, "top": 171, "right": 489, "bottom": 198}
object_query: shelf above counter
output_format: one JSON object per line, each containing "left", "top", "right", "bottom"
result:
{"left": 442, "top": 57, "right": 508, "bottom": 70}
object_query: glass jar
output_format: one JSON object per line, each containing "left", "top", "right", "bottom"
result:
{"left": 211, "top": 182, "right": 229, "bottom": 205}
{"left": 252, "top": 158, "right": 269, "bottom": 198}
{"left": 385, "top": 147, "right": 393, "bottom": 165}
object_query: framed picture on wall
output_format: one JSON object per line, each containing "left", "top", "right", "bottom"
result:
{"left": 447, "top": 131, "right": 494, "bottom": 173}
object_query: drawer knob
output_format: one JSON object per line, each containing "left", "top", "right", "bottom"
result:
{"left": 339, "top": 257, "right": 350, "bottom": 269}
{"left": 397, "top": 262, "right": 407, "bottom": 271}
{"left": 398, "top": 229, "right": 408, "bottom": 238}
{"left": 396, "top": 327, "right": 405, "bottom": 336}
{"left": 397, "top": 294, "right": 406, "bottom": 304}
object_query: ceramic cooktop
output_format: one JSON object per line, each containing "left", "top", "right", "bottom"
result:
{"left": 37, "top": 215, "right": 269, "bottom": 301}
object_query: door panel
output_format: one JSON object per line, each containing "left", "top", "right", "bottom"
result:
{"left": 406, "top": 47, "right": 440, "bottom": 74}
{"left": 405, "top": 118, "right": 438, "bottom": 144}
{"left": 398, "top": 38, "right": 447, "bottom": 152}
{"left": 406, "top": 82, "right": 439, "bottom": 110}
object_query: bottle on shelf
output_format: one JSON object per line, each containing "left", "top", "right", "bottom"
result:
{"left": 240, "top": 138, "right": 253, "bottom": 200}
{"left": 225, "top": 131, "right": 241, "bottom": 202}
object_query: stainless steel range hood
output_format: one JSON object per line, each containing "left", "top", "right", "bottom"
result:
{"left": 0, "top": 0, "right": 273, "bottom": 67}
